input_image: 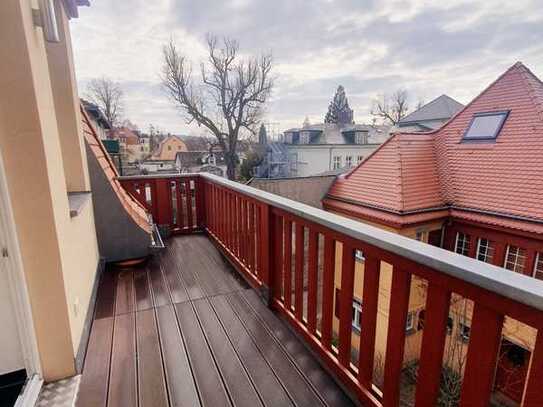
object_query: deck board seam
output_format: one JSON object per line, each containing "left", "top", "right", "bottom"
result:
{"left": 222, "top": 293, "right": 304, "bottom": 407}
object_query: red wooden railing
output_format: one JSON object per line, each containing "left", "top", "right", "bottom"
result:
{"left": 119, "top": 173, "right": 543, "bottom": 407}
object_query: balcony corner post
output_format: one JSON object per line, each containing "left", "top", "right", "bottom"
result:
{"left": 154, "top": 178, "right": 173, "bottom": 238}
{"left": 195, "top": 175, "right": 206, "bottom": 229}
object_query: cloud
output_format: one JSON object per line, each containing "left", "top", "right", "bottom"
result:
{"left": 71, "top": 0, "right": 543, "bottom": 134}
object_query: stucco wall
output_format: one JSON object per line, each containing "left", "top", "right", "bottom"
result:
{"left": 249, "top": 175, "right": 337, "bottom": 209}
{"left": 0, "top": 0, "right": 99, "bottom": 381}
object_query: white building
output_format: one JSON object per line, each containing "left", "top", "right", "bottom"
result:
{"left": 283, "top": 123, "right": 391, "bottom": 177}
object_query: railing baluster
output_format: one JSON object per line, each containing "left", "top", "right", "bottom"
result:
{"left": 358, "top": 255, "right": 380, "bottom": 387}
{"left": 522, "top": 327, "right": 543, "bottom": 406}
{"left": 294, "top": 223, "right": 305, "bottom": 320}
{"left": 415, "top": 283, "right": 451, "bottom": 407}
{"left": 460, "top": 304, "right": 503, "bottom": 407}
{"left": 176, "top": 180, "right": 184, "bottom": 230}
{"left": 195, "top": 176, "right": 204, "bottom": 228}
{"left": 272, "top": 214, "right": 284, "bottom": 301}
{"left": 339, "top": 243, "right": 355, "bottom": 366}
{"left": 248, "top": 202, "right": 256, "bottom": 274}
{"left": 184, "top": 178, "right": 193, "bottom": 230}
{"left": 235, "top": 194, "right": 241, "bottom": 258}
{"left": 284, "top": 219, "right": 293, "bottom": 310}
{"left": 307, "top": 229, "right": 319, "bottom": 334}
{"left": 321, "top": 236, "right": 336, "bottom": 350}
{"left": 383, "top": 267, "right": 411, "bottom": 406}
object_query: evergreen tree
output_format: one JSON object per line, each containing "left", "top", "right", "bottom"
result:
{"left": 258, "top": 123, "right": 268, "bottom": 145}
{"left": 324, "top": 85, "right": 354, "bottom": 126}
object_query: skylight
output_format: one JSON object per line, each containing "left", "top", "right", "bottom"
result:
{"left": 463, "top": 111, "right": 509, "bottom": 141}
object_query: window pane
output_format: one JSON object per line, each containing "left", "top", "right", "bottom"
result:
{"left": 534, "top": 252, "right": 543, "bottom": 280}
{"left": 464, "top": 112, "right": 508, "bottom": 140}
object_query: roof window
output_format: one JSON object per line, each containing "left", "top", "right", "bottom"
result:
{"left": 462, "top": 111, "right": 509, "bottom": 141}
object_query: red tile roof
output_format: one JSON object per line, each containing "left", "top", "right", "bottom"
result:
{"left": 81, "top": 106, "right": 152, "bottom": 234}
{"left": 326, "top": 62, "right": 543, "bottom": 235}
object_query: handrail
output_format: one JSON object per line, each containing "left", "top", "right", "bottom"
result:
{"left": 119, "top": 172, "right": 543, "bottom": 406}
{"left": 118, "top": 172, "right": 543, "bottom": 312}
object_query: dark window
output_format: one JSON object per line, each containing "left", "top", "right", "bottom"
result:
{"left": 463, "top": 111, "right": 509, "bottom": 141}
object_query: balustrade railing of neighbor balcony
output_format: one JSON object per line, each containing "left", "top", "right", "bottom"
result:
{"left": 119, "top": 173, "right": 543, "bottom": 407}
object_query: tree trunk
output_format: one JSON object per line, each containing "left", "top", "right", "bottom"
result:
{"left": 225, "top": 154, "right": 236, "bottom": 180}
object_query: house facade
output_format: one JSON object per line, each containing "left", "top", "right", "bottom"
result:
{"left": 149, "top": 135, "right": 188, "bottom": 161}
{"left": 282, "top": 122, "right": 391, "bottom": 177}
{"left": 323, "top": 62, "right": 543, "bottom": 404}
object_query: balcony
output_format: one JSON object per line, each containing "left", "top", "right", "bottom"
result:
{"left": 78, "top": 174, "right": 543, "bottom": 406}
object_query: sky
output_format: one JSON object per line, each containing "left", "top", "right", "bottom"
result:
{"left": 70, "top": 0, "right": 543, "bottom": 137}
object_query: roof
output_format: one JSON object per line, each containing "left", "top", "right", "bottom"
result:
{"left": 61, "top": 0, "right": 90, "bottom": 18}
{"left": 284, "top": 123, "right": 391, "bottom": 145}
{"left": 81, "top": 105, "right": 152, "bottom": 234}
{"left": 399, "top": 94, "right": 464, "bottom": 125}
{"left": 81, "top": 99, "right": 111, "bottom": 130}
{"left": 326, "top": 62, "right": 543, "bottom": 235}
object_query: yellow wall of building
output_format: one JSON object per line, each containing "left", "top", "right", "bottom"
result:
{"left": 0, "top": 0, "right": 100, "bottom": 381}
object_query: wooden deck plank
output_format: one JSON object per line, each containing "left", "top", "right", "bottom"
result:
{"left": 115, "top": 270, "right": 134, "bottom": 315}
{"left": 170, "top": 241, "right": 206, "bottom": 300}
{"left": 174, "top": 301, "right": 231, "bottom": 407}
{"left": 226, "top": 292, "right": 326, "bottom": 407}
{"left": 160, "top": 250, "right": 190, "bottom": 304}
{"left": 108, "top": 313, "right": 137, "bottom": 407}
{"left": 136, "top": 309, "right": 169, "bottom": 407}
{"left": 148, "top": 260, "right": 171, "bottom": 307}
{"left": 94, "top": 270, "right": 116, "bottom": 320}
{"left": 193, "top": 298, "right": 263, "bottom": 407}
{"left": 134, "top": 268, "right": 153, "bottom": 311}
{"left": 76, "top": 318, "right": 114, "bottom": 407}
{"left": 210, "top": 295, "right": 294, "bottom": 407}
{"left": 155, "top": 304, "right": 201, "bottom": 407}
{"left": 240, "top": 289, "right": 356, "bottom": 406}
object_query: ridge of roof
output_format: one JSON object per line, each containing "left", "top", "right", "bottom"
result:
{"left": 400, "top": 94, "right": 464, "bottom": 124}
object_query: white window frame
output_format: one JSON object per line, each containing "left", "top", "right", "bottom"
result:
{"left": 357, "top": 155, "right": 364, "bottom": 163}
{"left": 352, "top": 299, "right": 362, "bottom": 332}
{"left": 454, "top": 232, "right": 470, "bottom": 256}
{"left": 504, "top": 245, "right": 526, "bottom": 274}
{"left": 332, "top": 155, "right": 342, "bottom": 170}
{"left": 345, "top": 155, "right": 353, "bottom": 168}
{"left": 406, "top": 312, "right": 415, "bottom": 332}
{"left": 476, "top": 238, "right": 494, "bottom": 263}
{"left": 355, "top": 249, "right": 365, "bottom": 262}
{"left": 534, "top": 252, "right": 543, "bottom": 280}
{"left": 459, "top": 322, "right": 471, "bottom": 342}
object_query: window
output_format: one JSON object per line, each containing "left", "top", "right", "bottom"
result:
{"left": 299, "top": 132, "right": 310, "bottom": 144}
{"left": 455, "top": 232, "right": 470, "bottom": 256}
{"left": 504, "top": 245, "right": 526, "bottom": 274}
{"left": 415, "top": 230, "right": 427, "bottom": 242}
{"left": 178, "top": 145, "right": 182, "bottom": 150}
{"left": 534, "top": 252, "right": 543, "bottom": 281}
{"left": 459, "top": 322, "right": 471, "bottom": 342}
{"left": 345, "top": 156, "right": 353, "bottom": 168}
{"left": 140, "top": 146, "right": 144, "bottom": 152}
{"left": 168, "top": 145, "right": 172, "bottom": 151}
{"left": 446, "top": 317, "right": 453, "bottom": 335}
{"left": 406, "top": 312, "right": 415, "bottom": 332}
{"left": 333, "top": 156, "right": 342, "bottom": 170}
{"left": 355, "top": 132, "right": 368, "bottom": 144}
{"left": 352, "top": 299, "right": 362, "bottom": 332}
{"left": 355, "top": 249, "right": 365, "bottom": 262}
{"left": 357, "top": 155, "right": 364, "bottom": 163}
{"left": 463, "top": 111, "right": 509, "bottom": 141}
{"left": 476, "top": 238, "right": 495, "bottom": 263}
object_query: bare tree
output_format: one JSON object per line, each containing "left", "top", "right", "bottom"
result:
{"left": 161, "top": 35, "right": 274, "bottom": 180}
{"left": 371, "top": 89, "right": 410, "bottom": 125}
{"left": 86, "top": 77, "right": 124, "bottom": 127}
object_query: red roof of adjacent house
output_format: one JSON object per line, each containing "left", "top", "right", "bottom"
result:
{"left": 81, "top": 106, "right": 152, "bottom": 234}
{"left": 325, "top": 62, "right": 543, "bottom": 235}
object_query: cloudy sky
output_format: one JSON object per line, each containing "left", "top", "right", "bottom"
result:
{"left": 70, "top": 0, "right": 543, "bottom": 136}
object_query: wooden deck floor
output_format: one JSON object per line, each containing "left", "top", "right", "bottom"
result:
{"left": 76, "top": 234, "right": 355, "bottom": 407}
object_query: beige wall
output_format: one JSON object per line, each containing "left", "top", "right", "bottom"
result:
{"left": 0, "top": 0, "right": 99, "bottom": 381}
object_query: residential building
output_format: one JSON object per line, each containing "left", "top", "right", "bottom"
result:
{"left": 323, "top": 62, "right": 543, "bottom": 404}
{"left": 149, "top": 135, "right": 188, "bottom": 161}
{"left": 108, "top": 126, "right": 141, "bottom": 163}
{"left": 282, "top": 122, "right": 391, "bottom": 177}
{"left": 81, "top": 99, "right": 111, "bottom": 140}
{"left": 175, "top": 149, "right": 227, "bottom": 177}
{"left": 396, "top": 94, "right": 464, "bottom": 132}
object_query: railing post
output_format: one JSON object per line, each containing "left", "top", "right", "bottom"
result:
{"left": 258, "top": 203, "right": 271, "bottom": 303}
{"left": 154, "top": 178, "right": 173, "bottom": 237}
{"left": 195, "top": 176, "right": 205, "bottom": 229}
